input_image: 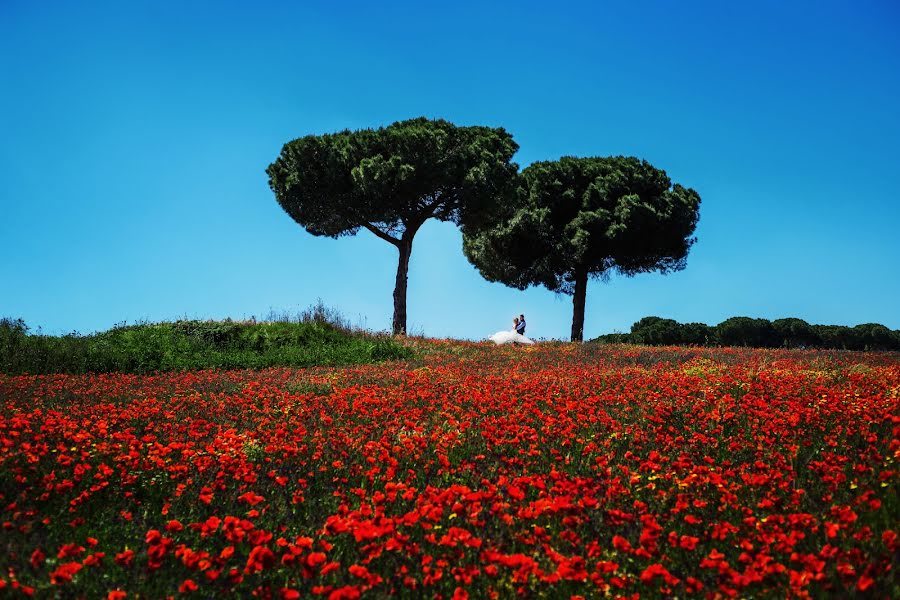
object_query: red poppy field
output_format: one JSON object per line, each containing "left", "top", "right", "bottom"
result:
{"left": 1, "top": 342, "right": 898, "bottom": 598}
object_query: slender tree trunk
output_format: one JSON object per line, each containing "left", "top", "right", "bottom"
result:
{"left": 570, "top": 270, "right": 589, "bottom": 342}
{"left": 392, "top": 238, "right": 413, "bottom": 336}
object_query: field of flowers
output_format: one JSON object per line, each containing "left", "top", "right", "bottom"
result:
{"left": 1, "top": 342, "right": 898, "bottom": 598}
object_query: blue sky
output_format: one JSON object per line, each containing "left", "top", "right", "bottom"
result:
{"left": 2, "top": 0, "right": 898, "bottom": 339}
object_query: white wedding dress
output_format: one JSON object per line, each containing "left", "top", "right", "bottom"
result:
{"left": 489, "top": 330, "right": 535, "bottom": 345}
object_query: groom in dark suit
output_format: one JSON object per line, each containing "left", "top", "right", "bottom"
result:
{"left": 516, "top": 314, "right": 526, "bottom": 336}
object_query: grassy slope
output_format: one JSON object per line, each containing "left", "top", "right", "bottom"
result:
{"left": 0, "top": 319, "right": 411, "bottom": 374}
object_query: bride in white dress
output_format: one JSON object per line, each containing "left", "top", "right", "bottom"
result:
{"left": 490, "top": 317, "right": 535, "bottom": 345}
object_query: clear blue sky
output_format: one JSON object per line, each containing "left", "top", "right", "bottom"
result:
{"left": 2, "top": 0, "right": 898, "bottom": 339}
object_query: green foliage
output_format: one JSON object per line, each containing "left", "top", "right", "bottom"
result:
{"left": 680, "top": 322, "right": 715, "bottom": 345}
{"left": 463, "top": 156, "right": 701, "bottom": 341}
{"left": 464, "top": 156, "right": 701, "bottom": 292}
{"left": 0, "top": 317, "right": 412, "bottom": 375}
{"left": 813, "top": 325, "right": 854, "bottom": 350}
{"left": 591, "top": 332, "right": 632, "bottom": 344}
{"left": 266, "top": 117, "right": 519, "bottom": 238}
{"left": 813, "top": 323, "right": 899, "bottom": 351}
{"left": 772, "top": 318, "right": 820, "bottom": 348}
{"left": 850, "top": 323, "right": 898, "bottom": 351}
{"left": 630, "top": 316, "right": 682, "bottom": 345}
{"left": 629, "top": 316, "right": 713, "bottom": 346}
{"left": 591, "top": 315, "right": 900, "bottom": 351}
{"left": 0, "top": 318, "right": 28, "bottom": 367}
{"left": 716, "top": 317, "right": 779, "bottom": 348}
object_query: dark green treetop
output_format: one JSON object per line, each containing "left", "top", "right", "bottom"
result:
{"left": 464, "top": 156, "right": 701, "bottom": 341}
{"left": 267, "top": 117, "right": 519, "bottom": 335}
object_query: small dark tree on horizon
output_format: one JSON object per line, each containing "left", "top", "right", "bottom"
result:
{"left": 716, "top": 317, "right": 779, "bottom": 348}
{"left": 463, "top": 156, "right": 701, "bottom": 341}
{"left": 772, "top": 318, "right": 820, "bottom": 348}
{"left": 266, "top": 117, "right": 519, "bottom": 335}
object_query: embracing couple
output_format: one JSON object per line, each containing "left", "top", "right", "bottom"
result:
{"left": 489, "top": 314, "right": 534, "bottom": 345}
{"left": 513, "top": 314, "right": 526, "bottom": 336}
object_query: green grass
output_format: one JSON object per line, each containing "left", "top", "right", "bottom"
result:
{"left": 0, "top": 318, "right": 412, "bottom": 374}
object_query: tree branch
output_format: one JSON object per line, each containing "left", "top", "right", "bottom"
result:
{"left": 363, "top": 222, "right": 401, "bottom": 247}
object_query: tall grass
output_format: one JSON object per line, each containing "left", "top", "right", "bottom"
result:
{"left": 0, "top": 306, "right": 410, "bottom": 375}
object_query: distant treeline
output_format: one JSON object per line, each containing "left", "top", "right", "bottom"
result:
{"left": 0, "top": 311, "right": 411, "bottom": 375}
{"left": 593, "top": 316, "right": 900, "bottom": 351}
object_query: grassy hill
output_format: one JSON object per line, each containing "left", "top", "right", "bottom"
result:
{"left": 0, "top": 317, "right": 411, "bottom": 374}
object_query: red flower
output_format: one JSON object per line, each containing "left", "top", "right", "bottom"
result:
{"left": 306, "top": 552, "right": 327, "bottom": 568}
{"left": 166, "top": 520, "right": 184, "bottom": 533}
{"left": 678, "top": 535, "right": 699, "bottom": 550}
{"left": 30, "top": 549, "right": 45, "bottom": 569}
{"left": 640, "top": 563, "right": 680, "bottom": 586}
{"left": 115, "top": 549, "right": 135, "bottom": 566}
{"left": 145, "top": 530, "right": 162, "bottom": 545}
{"left": 328, "top": 586, "right": 361, "bottom": 600}
{"left": 612, "top": 535, "right": 632, "bottom": 552}
{"left": 238, "top": 491, "right": 266, "bottom": 506}
{"left": 57, "top": 543, "right": 85, "bottom": 559}
{"left": 245, "top": 546, "right": 275, "bottom": 574}
{"left": 506, "top": 484, "right": 525, "bottom": 501}
{"left": 50, "top": 562, "right": 82, "bottom": 584}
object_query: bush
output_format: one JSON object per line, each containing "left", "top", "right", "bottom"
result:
{"left": 813, "top": 325, "right": 857, "bottom": 350}
{"left": 773, "top": 318, "right": 820, "bottom": 348}
{"left": 630, "top": 317, "right": 682, "bottom": 345}
{"left": 679, "top": 322, "right": 714, "bottom": 345}
{"left": 594, "top": 316, "right": 898, "bottom": 351}
{"left": 591, "top": 332, "right": 632, "bottom": 344}
{"left": 715, "top": 317, "right": 779, "bottom": 348}
{"left": 850, "top": 323, "right": 898, "bottom": 351}
{"left": 594, "top": 320, "right": 712, "bottom": 346}
{"left": 0, "top": 318, "right": 29, "bottom": 372}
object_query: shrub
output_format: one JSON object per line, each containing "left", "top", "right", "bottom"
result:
{"left": 595, "top": 316, "right": 898, "bottom": 352}
{"left": 813, "top": 325, "right": 856, "bottom": 350}
{"left": 630, "top": 317, "right": 682, "bottom": 345}
{"left": 715, "top": 317, "right": 779, "bottom": 348}
{"left": 679, "top": 322, "right": 714, "bottom": 345}
{"left": 591, "top": 332, "right": 632, "bottom": 344}
{"left": 773, "top": 318, "right": 820, "bottom": 348}
{"left": 851, "top": 323, "right": 898, "bottom": 351}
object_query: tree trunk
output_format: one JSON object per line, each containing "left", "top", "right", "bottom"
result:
{"left": 570, "top": 270, "right": 588, "bottom": 342}
{"left": 392, "top": 239, "right": 413, "bottom": 336}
